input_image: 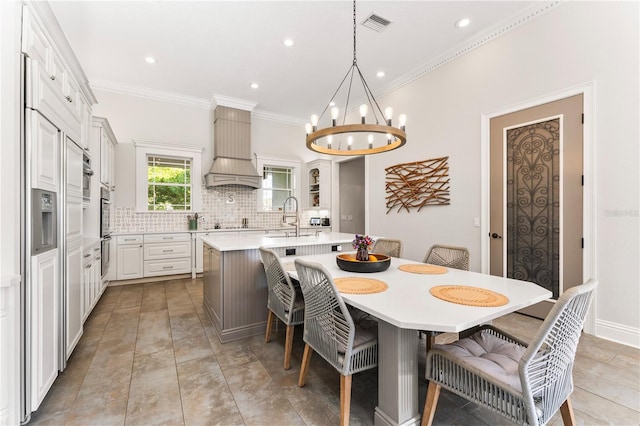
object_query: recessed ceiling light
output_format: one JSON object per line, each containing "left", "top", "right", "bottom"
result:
{"left": 283, "top": 38, "right": 294, "bottom": 47}
{"left": 376, "top": 71, "right": 385, "bottom": 78}
{"left": 145, "top": 56, "right": 156, "bottom": 64}
{"left": 250, "top": 83, "right": 259, "bottom": 89}
{"left": 455, "top": 18, "right": 471, "bottom": 28}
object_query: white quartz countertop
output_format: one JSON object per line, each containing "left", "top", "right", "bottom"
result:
{"left": 112, "top": 226, "right": 332, "bottom": 236}
{"left": 201, "top": 232, "right": 355, "bottom": 252}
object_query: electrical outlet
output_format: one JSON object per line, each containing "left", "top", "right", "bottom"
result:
{"left": 285, "top": 248, "right": 296, "bottom": 256}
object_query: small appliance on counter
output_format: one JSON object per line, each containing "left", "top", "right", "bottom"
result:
{"left": 309, "top": 217, "right": 321, "bottom": 226}
{"left": 321, "top": 217, "right": 330, "bottom": 226}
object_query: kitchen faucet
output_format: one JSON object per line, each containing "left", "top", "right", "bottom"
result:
{"left": 282, "top": 196, "right": 299, "bottom": 237}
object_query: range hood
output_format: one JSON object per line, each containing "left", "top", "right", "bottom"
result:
{"left": 205, "top": 105, "right": 261, "bottom": 189}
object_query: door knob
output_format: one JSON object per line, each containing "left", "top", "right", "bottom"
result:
{"left": 489, "top": 232, "right": 502, "bottom": 239}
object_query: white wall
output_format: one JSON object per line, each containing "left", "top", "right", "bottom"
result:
{"left": 365, "top": 1, "right": 639, "bottom": 345}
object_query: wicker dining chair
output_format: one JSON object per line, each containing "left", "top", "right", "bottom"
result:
{"left": 294, "top": 259, "right": 378, "bottom": 426}
{"left": 259, "top": 246, "right": 305, "bottom": 370}
{"left": 371, "top": 238, "right": 403, "bottom": 258}
{"left": 423, "top": 244, "right": 470, "bottom": 270}
{"left": 422, "top": 279, "right": 598, "bottom": 426}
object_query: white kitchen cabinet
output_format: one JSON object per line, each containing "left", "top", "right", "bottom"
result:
{"left": 27, "top": 110, "right": 59, "bottom": 192}
{"left": 116, "top": 235, "right": 144, "bottom": 280}
{"left": 30, "top": 249, "right": 59, "bottom": 410}
{"left": 92, "top": 116, "right": 117, "bottom": 190}
{"left": 306, "top": 159, "right": 331, "bottom": 210}
{"left": 144, "top": 233, "right": 191, "bottom": 277}
{"left": 65, "top": 138, "right": 83, "bottom": 199}
{"left": 22, "top": 5, "right": 82, "bottom": 143}
{"left": 65, "top": 237, "right": 83, "bottom": 357}
{"left": 194, "top": 231, "right": 239, "bottom": 275}
{"left": 82, "top": 242, "right": 102, "bottom": 322}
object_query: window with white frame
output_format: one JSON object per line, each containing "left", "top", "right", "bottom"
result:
{"left": 147, "top": 155, "right": 192, "bottom": 211}
{"left": 134, "top": 141, "right": 203, "bottom": 212}
{"left": 255, "top": 155, "right": 301, "bottom": 212}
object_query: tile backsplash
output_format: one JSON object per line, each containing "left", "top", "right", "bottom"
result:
{"left": 113, "top": 185, "right": 328, "bottom": 233}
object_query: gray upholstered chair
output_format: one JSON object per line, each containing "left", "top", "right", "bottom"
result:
{"left": 371, "top": 238, "right": 403, "bottom": 257}
{"left": 422, "top": 279, "right": 598, "bottom": 426}
{"left": 259, "top": 246, "right": 305, "bottom": 370}
{"left": 294, "top": 259, "right": 378, "bottom": 426}
{"left": 423, "top": 244, "right": 470, "bottom": 270}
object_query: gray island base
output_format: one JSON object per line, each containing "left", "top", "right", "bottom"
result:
{"left": 202, "top": 232, "right": 354, "bottom": 343}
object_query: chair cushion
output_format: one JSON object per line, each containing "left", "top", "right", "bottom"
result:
{"left": 337, "top": 322, "right": 377, "bottom": 353}
{"left": 433, "top": 330, "right": 526, "bottom": 391}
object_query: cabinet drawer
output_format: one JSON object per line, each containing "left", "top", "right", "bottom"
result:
{"left": 117, "top": 235, "right": 143, "bottom": 245}
{"left": 144, "top": 233, "right": 191, "bottom": 243}
{"left": 144, "top": 241, "right": 191, "bottom": 260}
{"left": 144, "top": 258, "right": 191, "bottom": 277}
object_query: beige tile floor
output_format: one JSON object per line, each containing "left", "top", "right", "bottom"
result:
{"left": 29, "top": 278, "right": 640, "bottom": 425}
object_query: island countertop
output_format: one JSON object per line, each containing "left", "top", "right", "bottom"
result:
{"left": 201, "top": 232, "right": 356, "bottom": 252}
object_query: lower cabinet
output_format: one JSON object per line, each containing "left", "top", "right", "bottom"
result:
{"left": 143, "top": 233, "right": 191, "bottom": 277}
{"left": 65, "top": 237, "right": 83, "bottom": 357}
{"left": 116, "top": 235, "right": 143, "bottom": 280}
{"left": 82, "top": 241, "right": 104, "bottom": 322}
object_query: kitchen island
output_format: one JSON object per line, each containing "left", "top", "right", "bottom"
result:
{"left": 201, "top": 232, "right": 355, "bottom": 343}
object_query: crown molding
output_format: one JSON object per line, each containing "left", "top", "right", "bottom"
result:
{"left": 90, "top": 80, "right": 211, "bottom": 110}
{"left": 252, "top": 109, "right": 305, "bottom": 126}
{"left": 211, "top": 94, "right": 257, "bottom": 111}
{"left": 375, "top": 0, "right": 561, "bottom": 98}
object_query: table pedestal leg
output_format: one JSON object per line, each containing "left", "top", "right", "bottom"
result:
{"left": 374, "top": 321, "right": 421, "bottom": 426}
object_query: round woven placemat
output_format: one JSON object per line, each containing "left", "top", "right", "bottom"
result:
{"left": 430, "top": 285, "right": 509, "bottom": 307}
{"left": 282, "top": 262, "right": 296, "bottom": 272}
{"left": 398, "top": 264, "right": 448, "bottom": 275}
{"left": 334, "top": 277, "right": 388, "bottom": 294}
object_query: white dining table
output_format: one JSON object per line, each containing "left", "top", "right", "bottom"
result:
{"left": 286, "top": 252, "right": 552, "bottom": 426}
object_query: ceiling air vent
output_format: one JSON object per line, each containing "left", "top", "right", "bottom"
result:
{"left": 361, "top": 13, "right": 392, "bottom": 32}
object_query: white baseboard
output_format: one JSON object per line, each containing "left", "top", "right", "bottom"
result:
{"left": 595, "top": 319, "right": 640, "bottom": 349}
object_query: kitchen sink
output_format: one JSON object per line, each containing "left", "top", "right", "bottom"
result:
{"left": 264, "top": 233, "right": 315, "bottom": 238}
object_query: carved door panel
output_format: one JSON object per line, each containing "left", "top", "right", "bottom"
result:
{"left": 490, "top": 94, "right": 583, "bottom": 319}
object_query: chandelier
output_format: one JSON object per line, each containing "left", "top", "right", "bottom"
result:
{"left": 305, "top": 0, "right": 407, "bottom": 156}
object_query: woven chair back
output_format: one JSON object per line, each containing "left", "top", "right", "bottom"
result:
{"left": 259, "top": 246, "right": 299, "bottom": 325}
{"left": 424, "top": 244, "right": 469, "bottom": 270}
{"left": 519, "top": 279, "right": 597, "bottom": 425}
{"left": 294, "top": 259, "right": 355, "bottom": 374}
{"left": 372, "top": 238, "right": 403, "bottom": 257}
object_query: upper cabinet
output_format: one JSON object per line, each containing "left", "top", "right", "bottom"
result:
{"left": 92, "top": 117, "right": 118, "bottom": 190}
{"left": 21, "top": 4, "right": 96, "bottom": 145}
{"left": 306, "top": 159, "right": 331, "bottom": 210}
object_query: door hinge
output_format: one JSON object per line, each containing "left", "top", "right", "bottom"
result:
{"left": 581, "top": 238, "right": 584, "bottom": 249}
{"left": 581, "top": 113, "right": 584, "bottom": 124}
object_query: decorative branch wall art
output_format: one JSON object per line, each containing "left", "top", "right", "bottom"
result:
{"left": 385, "top": 156, "right": 450, "bottom": 213}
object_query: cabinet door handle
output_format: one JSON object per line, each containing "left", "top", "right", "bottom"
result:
{"left": 162, "top": 249, "right": 173, "bottom": 253}
{"left": 85, "top": 264, "right": 91, "bottom": 269}
{"left": 94, "top": 248, "right": 100, "bottom": 251}
{"left": 83, "top": 254, "right": 91, "bottom": 258}
{"left": 162, "top": 237, "right": 174, "bottom": 240}
{"left": 162, "top": 266, "right": 174, "bottom": 270}
{"left": 50, "top": 75, "right": 56, "bottom": 81}
{"left": 65, "top": 95, "right": 72, "bottom": 102}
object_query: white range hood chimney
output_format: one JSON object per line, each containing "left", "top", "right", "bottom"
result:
{"left": 205, "top": 105, "right": 261, "bottom": 189}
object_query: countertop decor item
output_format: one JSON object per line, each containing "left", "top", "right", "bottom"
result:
{"left": 336, "top": 253, "right": 390, "bottom": 273}
{"left": 352, "top": 234, "right": 374, "bottom": 261}
{"left": 187, "top": 213, "right": 199, "bottom": 230}
{"left": 304, "top": 0, "right": 407, "bottom": 156}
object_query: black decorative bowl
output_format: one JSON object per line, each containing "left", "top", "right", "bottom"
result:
{"left": 336, "top": 253, "right": 391, "bottom": 273}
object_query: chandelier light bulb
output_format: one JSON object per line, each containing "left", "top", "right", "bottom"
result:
{"left": 305, "top": 123, "right": 312, "bottom": 135}
{"left": 399, "top": 114, "right": 407, "bottom": 131}
{"left": 387, "top": 133, "right": 392, "bottom": 145}
{"left": 384, "top": 107, "right": 394, "bottom": 125}
{"left": 348, "top": 136, "right": 353, "bottom": 150}
{"left": 368, "top": 134, "right": 374, "bottom": 149}
{"left": 327, "top": 135, "right": 333, "bottom": 148}
{"left": 359, "top": 104, "right": 368, "bottom": 124}
{"left": 331, "top": 107, "right": 340, "bottom": 126}
{"left": 310, "top": 114, "right": 319, "bottom": 131}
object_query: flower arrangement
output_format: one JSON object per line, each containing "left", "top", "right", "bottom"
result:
{"left": 353, "top": 234, "right": 375, "bottom": 261}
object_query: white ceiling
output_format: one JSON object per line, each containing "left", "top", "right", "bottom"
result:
{"left": 50, "top": 1, "right": 548, "bottom": 122}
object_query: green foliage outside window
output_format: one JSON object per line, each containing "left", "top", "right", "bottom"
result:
{"left": 147, "top": 156, "right": 192, "bottom": 211}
